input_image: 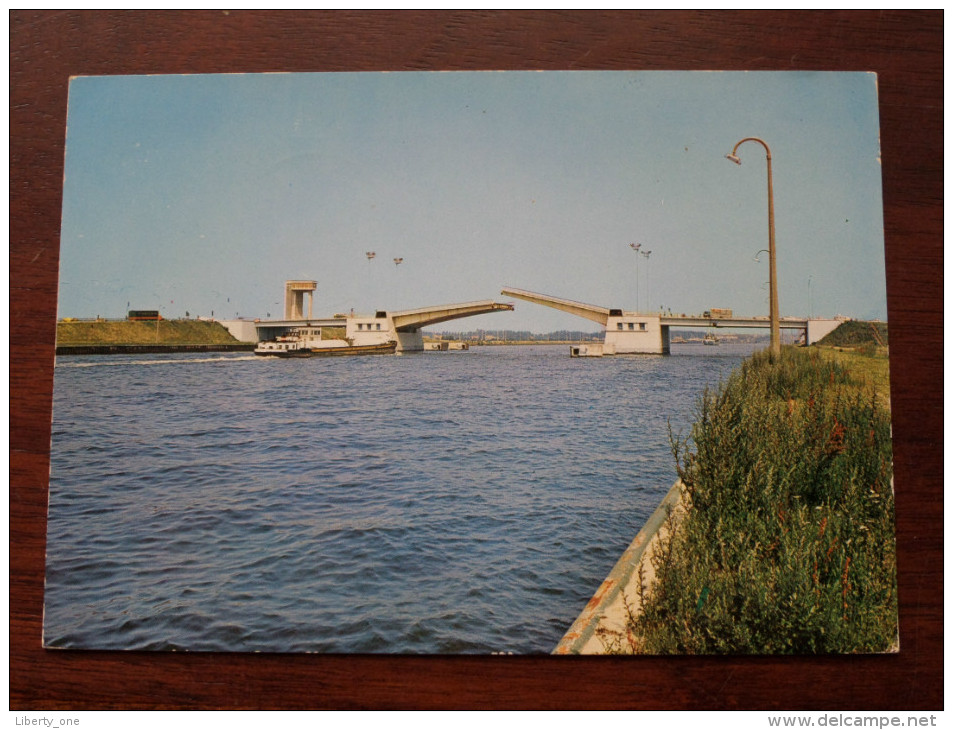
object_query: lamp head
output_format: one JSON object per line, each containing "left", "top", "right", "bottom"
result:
{"left": 725, "top": 153, "right": 742, "bottom": 165}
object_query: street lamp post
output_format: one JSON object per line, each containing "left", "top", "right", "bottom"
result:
{"left": 640, "top": 249, "right": 652, "bottom": 312}
{"left": 808, "top": 275, "right": 814, "bottom": 319}
{"left": 726, "top": 137, "right": 780, "bottom": 358}
{"left": 629, "top": 242, "right": 642, "bottom": 312}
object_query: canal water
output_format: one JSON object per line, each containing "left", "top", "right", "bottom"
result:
{"left": 44, "top": 343, "right": 757, "bottom": 653}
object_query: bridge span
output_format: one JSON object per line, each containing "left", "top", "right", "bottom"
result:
{"left": 502, "top": 287, "right": 841, "bottom": 355}
{"left": 391, "top": 301, "right": 514, "bottom": 332}
{"left": 224, "top": 297, "right": 514, "bottom": 352}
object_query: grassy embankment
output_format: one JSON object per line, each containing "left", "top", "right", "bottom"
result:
{"left": 815, "top": 320, "right": 890, "bottom": 403}
{"left": 613, "top": 328, "right": 895, "bottom": 654}
{"left": 56, "top": 319, "right": 242, "bottom": 346}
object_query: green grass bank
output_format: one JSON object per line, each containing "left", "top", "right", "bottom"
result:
{"left": 57, "top": 319, "right": 244, "bottom": 347}
{"left": 614, "top": 345, "right": 896, "bottom": 655}
{"left": 817, "top": 319, "right": 888, "bottom": 348}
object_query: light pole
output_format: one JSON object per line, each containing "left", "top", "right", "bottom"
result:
{"left": 640, "top": 249, "right": 652, "bottom": 312}
{"left": 808, "top": 275, "right": 814, "bottom": 319}
{"left": 629, "top": 242, "right": 641, "bottom": 312}
{"left": 726, "top": 137, "right": 780, "bottom": 358}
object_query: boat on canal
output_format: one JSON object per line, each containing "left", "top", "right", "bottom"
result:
{"left": 255, "top": 327, "right": 397, "bottom": 358}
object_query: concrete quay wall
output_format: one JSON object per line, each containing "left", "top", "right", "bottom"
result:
{"left": 553, "top": 480, "right": 686, "bottom": 655}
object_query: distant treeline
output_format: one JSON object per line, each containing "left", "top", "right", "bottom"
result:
{"left": 431, "top": 330, "right": 603, "bottom": 342}
{"left": 671, "top": 330, "right": 772, "bottom": 343}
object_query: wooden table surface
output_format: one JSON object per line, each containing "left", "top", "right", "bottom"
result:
{"left": 11, "top": 10, "right": 942, "bottom": 710}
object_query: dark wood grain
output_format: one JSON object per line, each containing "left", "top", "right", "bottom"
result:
{"left": 11, "top": 10, "right": 942, "bottom": 710}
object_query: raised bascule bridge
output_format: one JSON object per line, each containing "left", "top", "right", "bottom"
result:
{"left": 386, "top": 300, "right": 515, "bottom": 350}
{"left": 242, "top": 295, "right": 514, "bottom": 353}
{"left": 500, "top": 286, "right": 841, "bottom": 356}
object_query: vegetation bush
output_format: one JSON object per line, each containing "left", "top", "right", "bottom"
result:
{"left": 631, "top": 347, "right": 896, "bottom": 654}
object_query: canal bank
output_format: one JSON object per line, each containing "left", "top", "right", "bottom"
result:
{"left": 55, "top": 319, "right": 255, "bottom": 355}
{"left": 556, "top": 345, "right": 896, "bottom": 656}
{"left": 553, "top": 480, "right": 685, "bottom": 654}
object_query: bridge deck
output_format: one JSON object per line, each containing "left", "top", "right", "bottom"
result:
{"left": 661, "top": 316, "right": 807, "bottom": 328}
{"left": 391, "top": 300, "right": 514, "bottom": 331}
{"left": 501, "top": 287, "right": 610, "bottom": 325}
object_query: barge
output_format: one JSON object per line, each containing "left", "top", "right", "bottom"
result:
{"left": 255, "top": 327, "right": 397, "bottom": 358}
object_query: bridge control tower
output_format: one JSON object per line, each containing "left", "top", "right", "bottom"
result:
{"left": 284, "top": 280, "right": 317, "bottom": 320}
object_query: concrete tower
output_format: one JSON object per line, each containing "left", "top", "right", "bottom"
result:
{"left": 284, "top": 280, "right": 317, "bottom": 320}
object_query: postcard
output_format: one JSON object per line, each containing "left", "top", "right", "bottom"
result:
{"left": 46, "top": 71, "right": 894, "bottom": 654}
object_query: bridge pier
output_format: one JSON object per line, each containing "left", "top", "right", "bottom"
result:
{"left": 604, "top": 313, "right": 670, "bottom": 354}
{"left": 395, "top": 330, "right": 424, "bottom": 352}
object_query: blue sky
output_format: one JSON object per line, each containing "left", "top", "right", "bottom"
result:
{"left": 58, "top": 71, "right": 886, "bottom": 332}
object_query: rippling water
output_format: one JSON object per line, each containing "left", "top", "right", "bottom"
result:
{"left": 44, "top": 343, "right": 756, "bottom": 653}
